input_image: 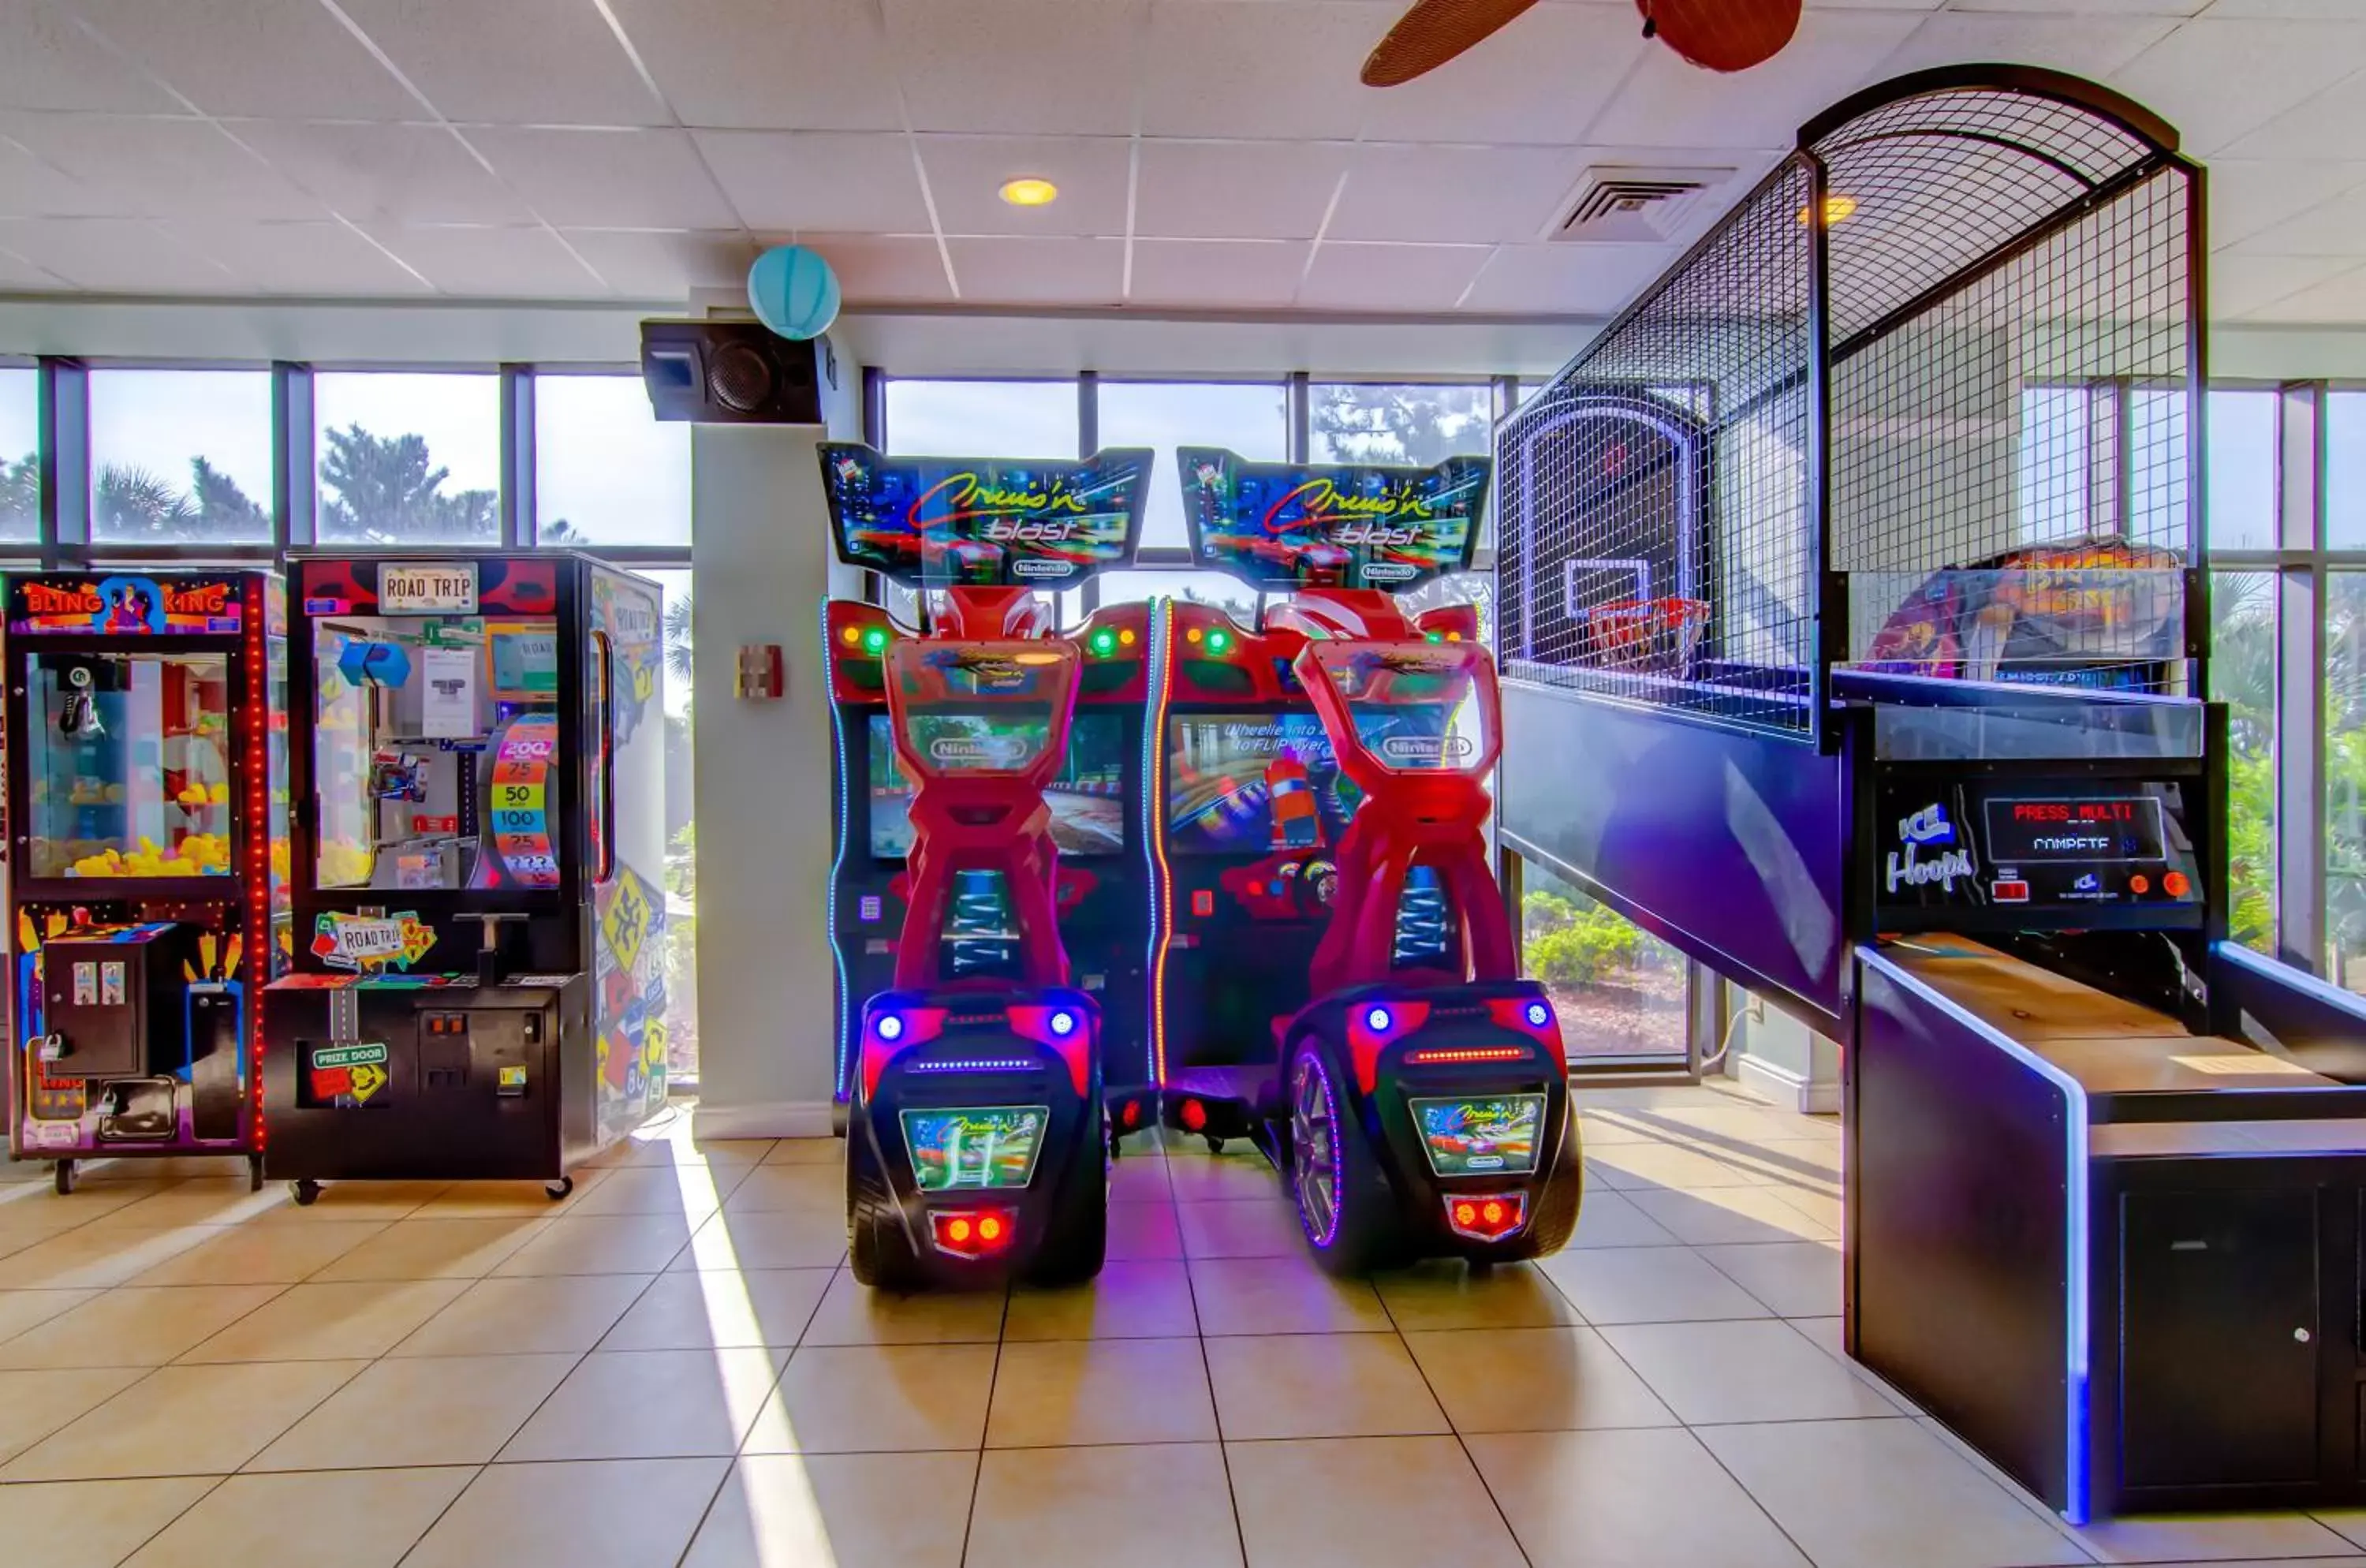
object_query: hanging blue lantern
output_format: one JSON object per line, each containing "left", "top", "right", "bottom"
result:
{"left": 747, "top": 245, "right": 841, "bottom": 341}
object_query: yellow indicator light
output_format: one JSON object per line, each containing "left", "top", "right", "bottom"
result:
{"left": 1118, "top": 627, "right": 1136, "bottom": 646}
{"left": 841, "top": 625, "right": 861, "bottom": 645}
{"left": 999, "top": 177, "right": 1058, "bottom": 207}
{"left": 1186, "top": 626, "right": 1204, "bottom": 645}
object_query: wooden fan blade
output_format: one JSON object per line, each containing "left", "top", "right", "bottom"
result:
{"left": 1638, "top": 0, "right": 1801, "bottom": 74}
{"left": 1361, "top": 0, "right": 1543, "bottom": 88}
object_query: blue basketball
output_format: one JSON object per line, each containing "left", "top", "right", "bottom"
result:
{"left": 747, "top": 245, "right": 841, "bottom": 341}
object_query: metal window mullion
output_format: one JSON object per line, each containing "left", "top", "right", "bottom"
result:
{"left": 275, "top": 362, "right": 315, "bottom": 555}
{"left": 1077, "top": 371, "right": 1097, "bottom": 459}
{"left": 501, "top": 364, "right": 535, "bottom": 549}
{"left": 39, "top": 357, "right": 88, "bottom": 569}
{"left": 2280, "top": 560, "right": 2327, "bottom": 974}
{"left": 1287, "top": 372, "right": 1309, "bottom": 465}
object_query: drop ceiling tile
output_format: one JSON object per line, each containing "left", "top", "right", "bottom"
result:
{"left": 0, "top": 215, "right": 233, "bottom": 292}
{"left": 2203, "top": 0, "right": 2366, "bottom": 17}
{"left": 1354, "top": 3, "right": 1651, "bottom": 146}
{"left": 0, "top": 0, "right": 182, "bottom": 114}
{"left": 1878, "top": 10, "right": 2178, "bottom": 80}
{"left": 157, "top": 217, "right": 433, "bottom": 294}
{"left": 229, "top": 121, "right": 532, "bottom": 226}
{"left": 2208, "top": 252, "right": 2360, "bottom": 317}
{"left": 796, "top": 231, "right": 954, "bottom": 304}
{"left": 1134, "top": 140, "right": 1348, "bottom": 241}
{"left": 2230, "top": 185, "right": 2366, "bottom": 259}
{"left": 0, "top": 133, "right": 144, "bottom": 218}
{"left": 0, "top": 113, "right": 325, "bottom": 220}
{"left": 465, "top": 127, "right": 736, "bottom": 229}
{"left": 920, "top": 136, "right": 1132, "bottom": 237}
{"left": 1140, "top": 0, "right": 1386, "bottom": 140}
{"left": 695, "top": 130, "right": 932, "bottom": 233}
{"left": 1129, "top": 237, "right": 1308, "bottom": 305}
{"left": 2219, "top": 72, "right": 2366, "bottom": 163}
{"left": 2209, "top": 161, "right": 2366, "bottom": 250}
{"left": 70, "top": 0, "right": 419, "bottom": 121}
{"left": 1298, "top": 240, "right": 1491, "bottom": 312}
{"left": 1587, "top": 8, "right": 1926, "bottom": 151}
{"left": 1924, "top": 0, "right": 2202, "bottom": 13}
{"left": 603, "top": 0, "right": 901, "bottom": 131}
{"left": 0, "top": 243, "right": 69, "bottom": 289}
{"left": 558, "top": 228, "right": 755, "bottom": 301}
{"left": 886, "top": 0, "right": 1146, "bottom": 136}
{"left": 2113, "top": 17, "right": 2366, "bottom": 156}
{"left": 2239, "top": 260, "right": 2366, "bottom": 323}
{"left": 335, "top": 0, "right": 669, "bottom": 126}
{"left": 364, "top": 223, "right": 609, "bottom": 297}
{"left": 1329, "top": 144, "right": 1581, "bottom": 245}
{"left": 1457, "top": 242, "right": 1672, "bottom": 315}
{"left": 946, "top": 235, "right": 1125, "bottom": 304}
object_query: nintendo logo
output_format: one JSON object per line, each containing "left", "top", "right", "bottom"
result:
{"left": 1013, "top": 558, "right": 1075, "bottom": 579}
{"left": 1383, "top": 734, "right": 1472, "bottom": 761}
{"left": 1360, "top": 562, "right": 1417, "bottom": 583}
{"left": 930, "top": 737, "right": 993, "bottom": 762}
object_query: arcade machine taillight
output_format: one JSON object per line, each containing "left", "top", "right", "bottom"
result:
{"left": 260, "top": 552, "right": 670, "bottom": 1203}
{"left": 3, "top": 570, "right": 289, "bottom": 1195}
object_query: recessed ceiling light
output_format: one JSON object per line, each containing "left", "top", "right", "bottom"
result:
{"left": 999, "top": 177, "right": 1058, "bottom": 207}
{"left": 1797, "top": 193, "right": 1857, "bottom": 227}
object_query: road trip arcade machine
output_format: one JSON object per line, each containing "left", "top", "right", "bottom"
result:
{"left": 6, "top": 571, "right": 287, "bottom": 1194}
{"left": 819, "top": 442, "right": 1151, "bottom": 1286}
{"left": 821, "top": 442, "right": 1159, "bottom": 1147}
{"left": 263, "top": 551, "right": 667, "bottom": 1201}
{"left": 1155, "top": 449, "right": 1580, "bottom": 1270}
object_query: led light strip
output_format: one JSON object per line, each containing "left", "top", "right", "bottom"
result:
{"left": 823, "top": 600, "right": 855, "bottom": 1101}
{"left": 1142, "top": 597, "right": 1175, "bottom": 1087}
{"left": 905, "top": 1057, "right": 1037, "bottom": 1073}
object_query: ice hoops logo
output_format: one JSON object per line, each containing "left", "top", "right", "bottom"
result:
{"left": 1886, "top": 802, "right": 1973, "bottom": 894}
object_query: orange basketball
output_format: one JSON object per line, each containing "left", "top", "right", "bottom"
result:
{"left": 1636, "top": 0, "right": 1801, "bottom": 73}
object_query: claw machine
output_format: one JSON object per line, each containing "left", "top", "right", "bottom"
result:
{"left": 262, "top": 551, "right": 668, "bottom": 1202}
{"left": 4, "top": 569, "right": 291, "bottom": 1193}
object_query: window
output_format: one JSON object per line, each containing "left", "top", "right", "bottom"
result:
{"left": 1309, "top": 383, "right": 1492, "bottom": 466}
{"left": 1519, "top": 859, "right": 1686, "bottom": 1061}
{"left": 2212, "top": 572, "right": 2275, "bottom": 954}
{"left": 883, "top": 379, "right": 1077, "bottom": 460}
{"left": 315, "top": 371, "right": 501, "bottom": 544}
{"left": 0, "top": 365, "right": 35, "bottom": 543}
{"left": 646, "top": 567, "right": 700, "bottom": 1085}
{"left": 88, "top": 369, "right": 274, "bottom": 544}
{"left": 1098, "top": 381, "right": 1286, "bottom": 552}
{"left": 2331, "top": 392, "right": 2366, "bottom": 550}
{"left": 2333, "top": 573, "right": 2366, "bottom": 986}
{"left": 2207, "top": 390, "right": 2276, "bottom": 551}
{"left": 536, "top": 374, "right": 690, "bottom": 547}
{"left": 1092, "top": 569, "right": 1257, "bottom": 622}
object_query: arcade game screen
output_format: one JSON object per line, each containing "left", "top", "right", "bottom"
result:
{"left": 1166, "top": 711, "right": 1364, "bottom": 855}
{"left": 1412, "top": 1094, "right": 1547, "bottom": 1177}
{"left": 900, "top": 1105, "right": 1050, "bottom": 1190}
{"left": 868, "top": 711, "right": 1129, "bottom": 858}
{"left": 313, "top": 616, "right": 565, "bottom": 892}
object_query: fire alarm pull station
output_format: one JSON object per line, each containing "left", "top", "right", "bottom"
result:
{"left": 737, "top": 644, "right": 784, "bottom": 700}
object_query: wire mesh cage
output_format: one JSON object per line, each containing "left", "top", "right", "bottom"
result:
{"left": 1495, "top": 67, "right": 2200, "bottom": 741}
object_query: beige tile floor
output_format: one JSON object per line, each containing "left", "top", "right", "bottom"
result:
{"left": 0, "top": 1087, "right": 2362, "bottom": 1566}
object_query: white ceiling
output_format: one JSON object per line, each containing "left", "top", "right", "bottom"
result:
{"left": 1, "top": 0, "right": 2365, "bottom": 323}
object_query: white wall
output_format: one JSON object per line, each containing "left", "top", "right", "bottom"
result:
{"left": 686, "top": 363, "right": 864, "bottom": 1138}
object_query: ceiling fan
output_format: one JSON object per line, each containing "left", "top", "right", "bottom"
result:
{"left": 1361, "top": 0, "right": 1802, "bottom": 88}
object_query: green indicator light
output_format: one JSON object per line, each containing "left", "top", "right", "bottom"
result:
{"left": 1425, "top": 630, "right": 1442, "bottom": 643}
{"left": 1205, "top": 628, "right": 1231, "bottom": 655}
{"left": 861, "top": 627, "right": 889, "bottom": 655}
{"left": 1090, "top": 628, "right": 1117, "bottom": 656}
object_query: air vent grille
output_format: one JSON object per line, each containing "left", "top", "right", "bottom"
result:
{"left": 1554, "top": 166, "right": 1731, "bottom": 244}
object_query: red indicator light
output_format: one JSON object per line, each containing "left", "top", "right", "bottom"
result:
{"left": 2129, "top": 875, "right": 2150, "bottom": 894}
{"left": 1443, "top": 1191, "right": 1526, "bottom": 1241}
{"left": 1180, "top": 1098, "right": 1207, "bottom": 1131}
{"left": 1991, "top": 880, "right": 2029, "bottom": 903}
{"left": 947, "top": 1217, "right": 972, "bottom": 1244}
{"left": 2163, "top": 871, "right": 2189, "bottom": 898}
{"left": 1191, "top": 890, "right": 1215, "bottom": 917}
{"left": 1405, "top": 1047, "right": 1529, "bottom": 1066}
{"left": 1482, "top": 1200, "right": 1504, "bottom": 1224}
{"left": 1122, "top": 1100, "right": 1141, "bottom": 1127}
{"left": 978, "top": 1215, "right": 1003, "bottom": 1242}
{"left": 930, "top": 1208, "right": 1017, "bottom": 1259}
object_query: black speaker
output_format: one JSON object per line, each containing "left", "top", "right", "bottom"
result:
{"left": 640, "top": 320, "right": 837, "bottom": 424}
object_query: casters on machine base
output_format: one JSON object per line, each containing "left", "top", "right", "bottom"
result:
{"left": 1204, "top": 1133, "right": 1225, "bottom": 1155}
{"left": 248, "top": 1153, "right": 265, "bottom": 1193}
{"left": 53, "top": 1159, "right": 75, "bottom": 1196}
{"left": 545, "top": 1177, "right": 574, "bottom": 1201}
{"left": 289, "top": 1179, "right": 321, "bottom": 1207}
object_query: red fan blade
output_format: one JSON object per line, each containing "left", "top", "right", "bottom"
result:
{"left": 1361, "top": 0, "right": 1543, "bottom": 88}
{"left": 1637, "top": 0, "right": 1802, "bottom": 73}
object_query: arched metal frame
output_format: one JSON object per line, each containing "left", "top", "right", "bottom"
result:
{"left": 1497, "top": 65, "right": 2205, "bottom": 749}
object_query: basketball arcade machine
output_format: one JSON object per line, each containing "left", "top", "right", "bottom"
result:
{"left": 822, "top": 442, "right": 1160, "bottom": 1148}
{"left": 819, "top": 442, "right": 1151, "bottom": 1286}
{"left": 6, "top": 571, "right": 288, "bottom": 1193}
{"left": 262, "top": 552, "right": 668, "bottom": 1200}
{"left": 1152, "top": 448, "right": 1581, "bottom": 1271}
{"left": 1496, "top": 65, "right": 2366, "bottom": 1518}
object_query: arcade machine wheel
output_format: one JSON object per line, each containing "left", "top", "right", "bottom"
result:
{"left": 53, "top": 1159, "right": 76, "bottom": 1197}
{"left": 289, "top": 1179, "right": 320, "bottom": 1207}
{"left": 1023, "top": 1107, "right": 1108, "bottom": 1286}
{"left": 1285, "top": 1031, "right": 1407, "bottom": 1276}
{"left": 248, "top": 1154, "right": 266, "bottom": 1193}
{"left": 845, "top": 1121, "right": 926, "bottom": 1290}
{"left": 546, "top": 1178, "right": 574, "bottom": 1200}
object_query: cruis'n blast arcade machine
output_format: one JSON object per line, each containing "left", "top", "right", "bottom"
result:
{"left": 821, "top": 442, "right": 1153, "bottom": 1287}
{"left": 1156, "top": 448, "right": 1581, "bottom": 1272}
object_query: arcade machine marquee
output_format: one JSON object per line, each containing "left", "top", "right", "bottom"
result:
{"left": 261, "top": 552, "right": 668, "bottom": 1197}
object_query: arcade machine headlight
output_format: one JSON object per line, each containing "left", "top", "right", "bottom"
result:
{"left": 1047, "top": 1008, "right": 1077, "bottom": 1039}
{"left": 877, "top": 1013, "right": 905, "bottom": 1042}
{"left": 1524, "top": 1000, "right": 1550, "bottom": 1029}
{"left": 1366, "top": 1005, "right": 1394, "bottom": 1032}
{"left": 1444, "top": 1192, "right": 1528, "bottom": 1241}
